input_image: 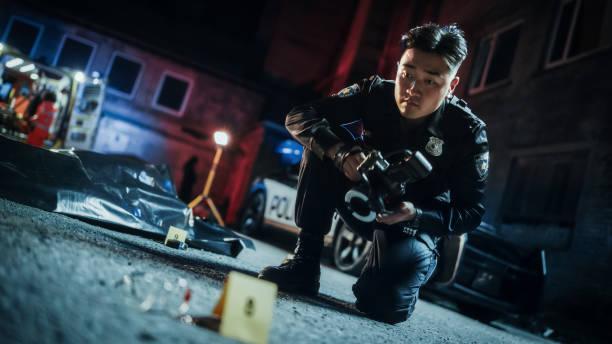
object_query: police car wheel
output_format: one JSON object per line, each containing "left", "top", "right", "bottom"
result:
{"left": 238, "top": 191, "right": 265, "bottom": 235}
{"left": 332, "top": 220, "right": 371, "bottom": 276}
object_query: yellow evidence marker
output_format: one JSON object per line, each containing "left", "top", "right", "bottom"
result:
{"left": 212, "top": 271, "right": 278, "bottom": 344}
{"left": 164, "top": 226, "right": 188, "bottom": 245}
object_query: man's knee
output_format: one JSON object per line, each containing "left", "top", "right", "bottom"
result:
{"left": 353, "top": 280, "right": 419, "bottom": 324}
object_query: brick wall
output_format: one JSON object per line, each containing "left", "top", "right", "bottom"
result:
{"left": 435, "top": 0, "right": 612, "bottom": 319}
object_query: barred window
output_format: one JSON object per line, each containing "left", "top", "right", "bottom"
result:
{"left": 468, "top": 23, "right": 522, "bottom": 94}
{"left": 1, "top": 16, "right": 43, "bottom": 56}
{"left": 54, "top": 36, "right": 97, "bottom": 72}
{"left": 106, "top": 53, "right": 144, "bottom": 98}
{"left": 501, "top": 150, "right": 588, "bottom": 226}
{"left": 546, "top": 0, "right": 612, "bottom": 67}
{"left": 152, "top": 72, "right": 192, "bottom": 117}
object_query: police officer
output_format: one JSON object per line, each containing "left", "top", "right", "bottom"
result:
{"left": 259, "top": 23, "right": 489, "bottom": 324}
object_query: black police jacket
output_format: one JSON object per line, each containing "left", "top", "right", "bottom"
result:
{"left": 285, "top": 75, "right": 489, "bottom": 238}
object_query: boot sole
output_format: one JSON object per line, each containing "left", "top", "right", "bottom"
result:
{"left": 258, "top": 273, "right": 319, "bottom": 296}
{"left": 278, "top": 281, "right": 319, "bottom": 296}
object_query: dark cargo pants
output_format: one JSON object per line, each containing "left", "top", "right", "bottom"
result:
{"left": 294, "top": 149, "right": 438, "bottom": 323}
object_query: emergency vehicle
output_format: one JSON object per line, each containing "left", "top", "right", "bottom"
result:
{"left": 0, "top": 44, "right": 105, "bottom": 149}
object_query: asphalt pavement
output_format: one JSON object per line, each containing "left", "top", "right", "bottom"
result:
{"left": 0, "top": 198, "right": 556, "bottom": 343}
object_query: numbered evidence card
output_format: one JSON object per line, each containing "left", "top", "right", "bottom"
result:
{"left": 165, "top": 226, "right": 187, "bottom": 245}
{"left": 214, "top": 271, "right": 278, "bottom": 344}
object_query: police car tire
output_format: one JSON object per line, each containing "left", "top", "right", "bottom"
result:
{"left": 238, "top": 191, "right": 266, "bottom": 235}
{"left": 332, "top": 219, "right": 371, "bottom": 276}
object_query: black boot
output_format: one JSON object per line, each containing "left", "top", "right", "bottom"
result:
{"left": 258, "top": 234, "right": 322, "bottom": 296}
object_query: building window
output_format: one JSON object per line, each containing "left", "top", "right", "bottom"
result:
{"left": 546, "top": 0, "right": 612, "bottom": 67}
{"left": 105, "top": 52, "right": 144, "bottom": 98}
{"left": 1, "top": 16, "right": 44, "bottom": 56}
{"left": 54, "top": 35, "right": 97, "bottom": 72}
{"left": 501, "top": 149, "right": 588, "bottom": 226}
{"left": 468, "top": 22, "right": 522, "bottom": 94}
{"left": 152, "top": 72, "right": 192, "bottom": 117}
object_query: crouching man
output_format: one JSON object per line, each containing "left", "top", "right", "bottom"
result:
{"left": 259, "top": 23, "right": 489, "bottom": 324}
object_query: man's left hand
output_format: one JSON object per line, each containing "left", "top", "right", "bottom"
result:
{"left": 375, "top": 201, "right": 417, "bottom": 225}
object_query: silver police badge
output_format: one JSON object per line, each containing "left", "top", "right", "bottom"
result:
{"left": 425, "top": 136, "right": 444, "bottom": 156}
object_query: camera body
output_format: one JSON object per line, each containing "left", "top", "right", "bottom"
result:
{"left": 336, "top": 149, "right": 432, "bottom": 238}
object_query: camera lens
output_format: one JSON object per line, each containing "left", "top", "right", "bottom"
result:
{"left": 344, "top": 188, "right": 376, "bottom": 222}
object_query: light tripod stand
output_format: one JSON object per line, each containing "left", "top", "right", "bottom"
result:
{"left": 188, "top": 131, "right": 229, "bottom": 226}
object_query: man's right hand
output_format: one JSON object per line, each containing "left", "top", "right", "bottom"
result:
{"left": 327, "top": 143, "right": 366, "bottom": 182}
{"left": 342, "top": 151, "right": 366, "bottom": 181}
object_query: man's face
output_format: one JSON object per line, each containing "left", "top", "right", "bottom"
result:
{"left": 394, "top": 48, "right": 459, "bottom": 119}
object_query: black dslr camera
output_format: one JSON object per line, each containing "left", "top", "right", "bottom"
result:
{"left": 336, "top": 149, "right": 432, "bottom": 237}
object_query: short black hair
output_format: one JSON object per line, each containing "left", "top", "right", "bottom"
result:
{"left": 401, "top": 23, "right": 467, "bottom": 72}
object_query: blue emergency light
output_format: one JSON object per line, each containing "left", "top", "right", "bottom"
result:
{"left": 275, "top": 139, "right": 303, "bottom": 165}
